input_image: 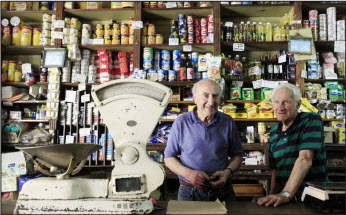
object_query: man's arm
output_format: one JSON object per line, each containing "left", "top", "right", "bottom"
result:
{"left": 210, "top": 155, "right": 243, "bottom": 188}
{"left": 269, "top": 169, "right": 278, "bottom": 195}
{"left": 164, "top": 157, "right": 209, "bottom": 190}
{"left": 257, "top": 149, "right": 313, "bottom": 207}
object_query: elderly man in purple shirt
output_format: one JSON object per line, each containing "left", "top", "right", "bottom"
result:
{"left": 164, "top": 79, "right": 243, "bottom": 201}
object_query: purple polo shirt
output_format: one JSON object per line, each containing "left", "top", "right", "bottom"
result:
{"left": 164, "top": 107, "right": 243, "bottom": 177}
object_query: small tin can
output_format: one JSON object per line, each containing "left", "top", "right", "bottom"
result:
{"left": 148, "top": 24, "right": 156, "bottom": 36}
{"left": 104, "top": 36, "right": 112, "bottom": 44}
{"left": 113, "top": 23, "right": 120, "bottom": 35}
{"left": 177, "top": 2, "right": 183, "bottom": 7}
{"left": 161, "top": 61, "right": 170, "bottom": 70}
{"left": 70, "top": 27, "right": 78, "bottom": 35}
{"left": 192, "top": 52, "right": 199, "bottom": 63}
{"left": 143, "top": 2, "right": 149, "bottom": 8}
{"left": 20, "top": 26, "right": 32, "bottom": 46}
{"left": 188, "top": 34, "right": 194, "bottom": 43}
{"left": 161, "top": 50, "right": 170, "bottom": 61}
{"left": 2, "top": 60, "right": 9, "bottom": 71}
{"left": 14, "top": 70, "right": 22, "bottom": 82}
{"left": 201, "top": 35, "right": 208, "bottom": 43}
{"left": 155, "top": 34, "right": 164, "bottom": 44}
{"left": 187, "top": 16, "right": 194, "bottom": 25}
{"left": 201, "top": 26, "right": 208, "bottom": 36}
{"left": 112, "top": 35, "right": 120, "bottom": 44}
{"left": 42, "top": 29, "right": 51, "bottom": 37}
{"left": 194, "top": 19, "right": 201, "bottom": 27}
{"left": 184, "top": 2, "right": 191, "bottom": 7}
{"left": 157, "top": 2, "right": 164, "bottom": 8}
{"left": 120, "top": 23, "right": 129, "bottom": 35}
{"left": 173, "top": 50, "right": 181, "bottom": 61}
{"left": 121, "top": 35, "right": 129, "bottom": 44}
{"left": 42, "top": 13, "right": 52, "bottom": 22}
{"left": 143, "top": 47, "right": 153, "bottom": 59}
{"left": 96, "top": 23, "right": 103, "bottom": 30}
{"left": 188, "top": 25, "right": 194, "bottom": 35}
{"left": 8, "top": 61, "right": 16, "bottom": 82}
{"left": 148, "top": 35, "right": 155, "bottom": 44}
{"left": 42, "top": 37, "right": 51, "bottom": 46}
{"left": 208, "top": 14, "right": 214, "bottom": 23}
{"left": 64, "top": 18, "right": 71, "bottom": 28}
{"left": 129, "top": 34, "right": 134, "bottom": 44}
{"left": 173, "top": 60, "right": 181, "bottom": 72}
{"left": 149, "top": 2, "right": 157, "bottom": 8}
{"left": 33, "top": 28, "right": 41, "bottom": 46}
{"left": 180, "top": 67, "right": 187, "bottom": 80}
{"left": 157, "top": 69, "right": 166, "bottom": 81}
{"left": 201, "top": 18, "right": 207, "bottom": 27}
{"left": 143, "top": 59, "right": 153, "bottom": 70}
{"left": 12, "top": 26, "right": 21, "bottom": 46}
{"left": 71, "top": 18, "right": 79, "bottom": 28}
{"left": 168, "top": 70, "right": 176, "bottom": 82}
{"left": 69, "top": 34, "right": 78, "bottom": 44}
{"left": 129, "top": 24, "right": 134, "bottom": 35}
{"left": 141, "top": 35, "right": 147, "bottom": 45}
{"left": 208, "top": 23, "right": 214, "bottom": 33}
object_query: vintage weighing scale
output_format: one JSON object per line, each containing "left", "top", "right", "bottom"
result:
{"left": 15, "top": 79, "right": 172, "bottom": 214}
{"left": 301, "top": 182, "right": 345, "bottom": 212}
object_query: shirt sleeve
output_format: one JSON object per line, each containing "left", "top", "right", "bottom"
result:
{"left": 228, "top": 119, "right": 243, "bottom": 157}
{"left": 299, "top": 113, "right": 324, "bottom": 151}
{"left": 164, "top": 118, "right": 181, "bottom": 158}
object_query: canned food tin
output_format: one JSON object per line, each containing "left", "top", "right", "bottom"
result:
{"left": 71, "top": 18, "right": 79, "bottom": 28}
{"left": 208, "top": 23, "right": 214, "bottom": 33}
{"left": 188, "top": 34, "right": 194, "bottom": 43}
{"left": 105, "top": 28, "right": 112, "bottom": 36}
{"left": 129, "top": 34, "right": 134, "bottom": 44}
{"left": 33, "top": 28, "right": 41, "bottom": 46}
{"left": 201, "top": 35, "right": 208, "bottom": 43}
{"left": 155, "top": 34, "right": 164, "bottom": 44}
{"left": 21, "top": 26, "right": 32, "bottom": 46}
{"left": 143, "top": 2, "right": 149, "bottom": 8}
{"left": 42, "top": 21, "right": 51, "bottom": 29}
{"left": 258, "top": 122, "right": 266, "bottom": 133}
{"left": 64, "top": 18, "right": 71, "bottom": 28}
{"left": 121, "top": 2, "right": 134, "bottom": 8}
{"left": 157, "top": 69, "right": 166, "bottom": 81}
{"left": 161, "top": 61, "right": 170, "bottom": 70}
{"left": 177, "top": 1, "right": 183, "bottom": 7}
{"left": 147, "top": 35, "right": 155, "bottom": 44}
{"left": 2, "top": 60, "right": 9, "bottom": 71}
{"left": 143, "top": 47, "right": 153, "bottom": 59}
{"left": 201, "top": 18, "right": 207, "bottom": 27}
{"left": 96, "top": 23, "right": 103, "bottom": 30}
{"left": 187, "top": 16, "right": 194, "bottom": 25}
{"left": 201, "top": 26, "right": 208, "bottom": 36}
{"left": 143, "top": 59, "right": 153, "bottom": 70}
{"left": 150, "top": 2, "right": 157, "bottom": 8}
{"left": 208, "top": 14, "right": 214, "bottom": 23}
{"left": 111, "top": 2, "right": 122, "bottom": 8}
{"left": 194, "top": 19, "right": 201, "bottom": 27}
{"left": 200, "top": 1, "right": 208, "bottom": 7}
{"left": 192, "top": 52, "right": 199, "bottom": 63}
{"left": 184, "top": 2, "right": 191, "bottom": 7}
{"left": 172, "top": 50, "right": 181, "bottom": 61}
{"left": 96, "top": 28, "right": 104, "bottom": 37}
{"left": 161, "top": 50, "right": 170, "bottom": 61}
{"left": 148, "top": 24, "right": 156, "bottom": 36}
{"left": 112, "top": 23, "right": 120, "bottom": 35}
{"left": 187, "top": 25, "right": 194, "bottom": 35}
{"left": 70, "top": 27, "right": 78, "bottom": 35}
{"left": 8, "top": 61, "right": 16, "bottom": 82}
{"left": 52, "top": 14, "right": 56, "bottom": 22}
{"left": 14, "top": 70, "right": 22, "bottom": 82}
{"left": 129, "top": 24, "right": 134, "bottom": 35}
{"left": 12, "top": 26, "right": 21, "bottom": 46}
{"left": 158, "top": 2, "right": 164, "bottom": 8}
{"left": 42, "top": 13, "right": 52, "bottom": 22}
{"left": 112, "top": 35, "right": 120, "bottom": 44}
{"left": 121, "top": 23, "right": 129, "bottom": 35}
{"left": 121, "top": 34, "right": 129, "bottom": 44}
{"left": 42, "top": 37, "right": 51, "bottom": 46}
{"left": 1, "top": 1, "right": 9, "bottom": 10}
{"left": 69, "top": 34, "right": 78, "bottom": 44}
{"left": 42, "top": 29, "right": 51, "bottom": 37}
{"left": 105, "top": 36, "right": 112, "bottom": 44}
{"left": 173, "top": 60, "right": 181, "bottom": 72}
{"left": 168, "top": 70, "right": 176, "bottom": 82}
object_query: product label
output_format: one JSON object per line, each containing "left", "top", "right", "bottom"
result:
{"left": 81, "top": 94, "right": 90, "bottom": 103}
{"left": 183, "top": 45, "right": 192, "bottom": 52}
{"left": 334, "top": 41, "right": 345, "bottom": 53}
{"left": 233, "top": 43, "right": 245, "bottom": 51}
{"left": 78, "top": 83, "right": 86, "bottom": 92}
{"left": 169, "top": 38, "right": 179, "bottom": 46}
{"left": 53, "top": 20, "right": 65, "bottom": 29}
{"left": 132, "top": 21, "right": 143, "bottom": 29}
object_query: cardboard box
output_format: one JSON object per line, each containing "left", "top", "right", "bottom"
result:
{"left": 235, "top": 113, "right": 248, "bottom": 119}
{"left": 324, "top": 127, "right": 335, "bottom": 144}
{"left": 248, "top": 113, "right": 259, "bottom": 119}
{"left": 226, "top": 113, "right": 236, "bottom": 118}
{"left": 2, "top": 151, "right": 27, "bottom": 177}
{"left": 1, "top": 176, "right": 17, "bottom": 192}
{"left": 259, "top": 113, "right": 273, "bottom": 118}
{"left": 1, "top": 86, "right": 20, "bottom": 99}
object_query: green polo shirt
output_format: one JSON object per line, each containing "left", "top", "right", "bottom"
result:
{"left": 269, "top": 112, "right": 328, "bottom": 192}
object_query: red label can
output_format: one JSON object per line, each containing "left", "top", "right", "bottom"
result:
{"left": 188, "top": 25, "right": 194, "bottom": 35}
{"left": 188, "top": 35, "right": 194, "bottom": 43}
{"left": 194, "top": 28, "right": 200, "bottom": 37}
{"left": 195, "top": 36, "right": 201, "bottom": 43}
{"left": 180, "top": 67, "right": 187, "bottom": 80}
{"left": 201, "top": 36, "right": 208, "bottom": 43}
{"left": 208, "top": 23, "right": 214, "bottom": 33}
{"left": 201, "top": 26, "right": 208, "bottom": 36}
{"left": 208, "top": 14, "right": 214, "bottom": 23}
{"left": 201, "top": 18, "right": 207, "bottom": 27}
{"left": 194, "top": 19, "right": 200, "bottom": 27}
{"left": 187, "top": 16, "right": 194, "bottom": 25}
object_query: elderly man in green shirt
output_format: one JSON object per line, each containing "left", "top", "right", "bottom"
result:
{"left": 258, "top": 83, "right": 328, "bottom": 207}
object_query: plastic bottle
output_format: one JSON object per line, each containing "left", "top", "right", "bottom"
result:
{"left": 265, "top": 22, "right": 272, "bottom": 41}
{"left": 246, "top": 21, "right": 252, "bottom": 41}
{"left": 239, "top": 21, "right": 244, "bottom": 42}
{"left": 234, "top": 25, "right": 239, "bottom": 42}
{"left": 257, "top": 22, "right": 264, "bottom": 41}
{"left": 36, "top": 105, "right": 40, "bottom": 120}
{"left": 252, "top": 22, "right": 257, "bottom": 41}
{"left": 273, "top": 24, "right": 281, "bottom": 41}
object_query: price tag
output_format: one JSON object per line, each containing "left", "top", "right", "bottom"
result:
{"left": 79, "top": 128, "right": 91, "bottom": 137}
{"left": 231, "top": 81, "right": 243, "bottom": 87}
{"left": 66, "top": 135, "right": 74, "bottom": 144}
{"left": 169, "top": 38, "right": 179, "bottom": 46}
{"left": 132, "top": 21, "right": 143, "bottom": 29}
{"left": 52, "top": 31, "right": 64, "bottom": 39}
{"left": 65, "top": 90, "right": 77, "bottom": 103}
{"left": 224, "top": 22, "right": 233, "bottom": 27}
{"left": 81, "top": 38, "right": 93, "bottom": 45}
{"left": 78, "top": 83, "right": 86, "bottom": 92}
{"left": 290, "top": 20, "right": 301, "bottom": 24}
{"left": 301, "top": 70, "right": 307, "bottom": 79}
{"left": 233, "top": 43, "right": 245, "bottom": 51}
{"left": 166, "top": 2, "right": 177, "bottom": 8}
{"left": 93, "top": 39, "right": 104, "bottom": 45}
{"left": 53, "top": 20, "right": 65, "bottom": 28}
{"left": 183, "top": 45, "right": 192, "bottom": 52}
{"left": 334, "top": 41, "right": 345, "bottom": 53}
{"left": 75, "top": 74, "right": 86, "bottom": 83}
{"left": 252, "top": 80, "right": 261, "bottom": 89}
{"left": 81, "top": 94, "right": 91, "bottom": 103}
{"left": 245, "top": 158, "right": 258, "bottom": 165}
{"left": 278, "top": 55, "right": 286, "bottom": 63}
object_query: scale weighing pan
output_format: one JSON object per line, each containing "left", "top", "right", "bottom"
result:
{"left": 306, "top": 182, "right": 345, "bottom": 191}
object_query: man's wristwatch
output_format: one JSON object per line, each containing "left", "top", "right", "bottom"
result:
{"left": 280, "top": 191, "right": 293, "bottom": 200}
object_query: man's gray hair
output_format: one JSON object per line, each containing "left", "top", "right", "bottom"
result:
{"left": 192, "top": 79, "right": 221, "bottom": 97}
{"left": 271, "top": 83, "right": 301, "bottom": 103}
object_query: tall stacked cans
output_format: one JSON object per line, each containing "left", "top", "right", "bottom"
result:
{"left": 327, "top": 7, "right": 336, "bottom": 41}
{"left": 40, "top": 13, "right": 52, "bottom": 46}
{"left": 173, "top": 50, "right": 181, "bottom": 80}
{"left": 194, "top": 18, "right": 201, "bottom": 43}
{"left": 170, "top": 20, "right": 179, "bottom": 39}
{"left": 81, "top": 24, "right": 91, "bottom": 44}
{"left": 319, "top": 14, "right": 327, "bottom": 41}
{"left": 309, "top": 10, "right": 318, "bottom": 41}
{"left": 187, "top": 16, "right": 194, "bottom": 44}
{"left": 178, "top": 14, "right": 187, "bottom": 44}
{"left": 143, "top": 47, "right": 153, "bottom": 70}
{"left": 207, "top": 14, "right": 214, "bottom": 43}
{"left": 336, "top": 20, "right": 345, "bottom": 41}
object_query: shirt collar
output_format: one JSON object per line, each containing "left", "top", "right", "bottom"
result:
{"left": 190, "top": 106, "right": 220, "bottom": 125}
{"left": 275, "top": 112, "right": 301, "bottom": 134}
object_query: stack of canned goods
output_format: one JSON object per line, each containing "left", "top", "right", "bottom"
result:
{"left": 319, "top": 14, "right": 327, "bottom": 41}
{"left": 178, "top": 14, "right": 187, "bottom": 43}
{"left": 172, "top": 50, "right": 182, "bottom": 77}
{"left": 169, "top": 20, "right": 179, "bottom": 39}
{"left": 309, "top": 10, "right": 318, "bottom": 41}
{"left": 61, "top": 60, "right": 71, "bottom": 83}
{"left": 327, "top": 7, "right": 336, "bottom": 41}
{"left": 80, "top": 50, "right": 90, "bottom": 82}
{"left": 62, "top": 17, "right": 81, "bottom": 45}
{"left": 81, "top": 23, "right": 91, "bottom": 44}
{"left": 336, "top": 20, "right": 345, "bottom": 41}
{"left": 71, "top": 61, "right": 81, "bottom": 83}
{"left": 40, "top": 14, "right": 52, "bottom": 46}
{"left": 143, "top": 47, "right": 153, "bottom": 70}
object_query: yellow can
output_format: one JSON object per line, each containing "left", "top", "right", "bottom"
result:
{"left": 2, "top": 1, "right": 9, "bottom": 10}
{"left": 120, "top": 23, "right": 128, "bottom": 35}
{"left": 112, "top": 23, "right": 120, "bottom": 35}
{"left": 147, "top": 35, "right": 155, "bottom": 45}
{"left": 129, "top": 24, "right": 134, "bottom": 35}
{"left": 64, "top": 18, "right": 71, "bottom": 28}
{"left": 129, "top": 34, "right": 134, "bottom": 44}
{"left": 42, "top": 37, "right": 51, "bottom": 46}
{"left": 2, "top": 60, "right": 9, "bottom": 71}
{"left": 69, "top": 34, "right": 78, "bottom": 44}
{"left": 32, "top": 28, "right": 41, "bottom": 46}
{"left": 141, "top": 35, "right": 147, "bottom": 45}
{"left": 105, "top": 26, "right": 112, "bottom": 36}
{"left": 20, "top": 26, "right": 32, "bottom": 46}
{"left": 14, "top": 70, "right": 22, "bottom": 82}
{"left": 148, "top": 24, "right": 155, "bottom": 36}
{"left": 104, "top": 36, "right": 112, "bottom": 44}
{"left": 121, "top": 35, "right": 129, "bottom": 44}
{"left": 121, "top": 2, "right": 134, "bottom": 8}
{"left": 112, "top": 35, "right": 120, "bottom": 44}
{"left": 155, "top": 34, "right": 164, "bottom": 44}
{"left": 95, "top": 28, "right": 104, "bottom": 38}
{"left": 71, "top": 18, "right": 79, "bottom": 28}
{"left": 111, "top": 2, "right": 122, "bottom": 8}
{"left": 8, "top": 61, "right": 16, "bottom": 82}
{"left": 12, "top": 26, "right": 21, "bottom": 46}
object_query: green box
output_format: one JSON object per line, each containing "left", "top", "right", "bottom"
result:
{"left": 242, "top": 88, "right": 254, "bottom": 100}
{"left": 261, "top": 88, "right": 273, "bottom": 101}
{"left": 230, "top": 87, "right": 241, "bottom": 99}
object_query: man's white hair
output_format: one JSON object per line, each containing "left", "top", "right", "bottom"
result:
{"left": 192, "top": 79, "right": 221, "bottom": 98}
{"left": 271, "top": 83, "right": 301, "bottom": 103}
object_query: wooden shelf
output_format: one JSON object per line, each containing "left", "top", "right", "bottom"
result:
{"left": 2, "top": 82, "right": 48, "bottom": 87}
{"left": 327, "top": 166, "right": 345, "bottom": 172}
{"left": 73, "top": 44, "right": 135, "bottom": 52}
{"left": 160, "top": 119, "right": 176, "bottom": 122}
{"left": 222, "top": 41, "right": 288, "bottom": 52}
{"left": 325, "top": 144, "right": 345, "bottom": 151}
{"left": 160, "top": 118, "right": 278, "bottom": 122}
{"left": 221, "top": 4, "right": 294, "bottom": 17}
{"left": 229, "top": 79, "right": 296, "bottom": 83}
{"left": 7, "top": 119, "right": 49, "bottom": 123}
{"left": 322, "top": 119, "right": 344, "bottom": 122}
{"left": 240, "top": 165, "right": 269, "bottom": 170}
{"left": 142, "top": 7, "right": 213, "bottom": 20}
{"left": 242, "top": 143, "right": 270, "bottom": 150}
{"left": 143, "top": 44, "right": 213, "bottom": 52}
{"left": 2, "top": 143, "right": 53, "bottom": 147}
{"left": 3, "top": 100, "right": 47, "bottom": 105}
{"left": 1, "top": 10, "right": 56, "bottom": 23}
{"left": 159, "top": 81, "right": 197, "bottom": 86}
{"left": 225, "top": 100, "right": 263, "bottom": 103}
{"left": 147, "top": 143, "right": 166, "bottom": 151}
{"left": 1, "top": 46, "right": 54, "bottom": 55}
{"left": 64, "top": 8, "right": 135, "bottom": 21}
{"left": 305, "top": 79, "right": 345, "bottom": 83}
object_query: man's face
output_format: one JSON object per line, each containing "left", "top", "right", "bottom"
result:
{"left": 272, "top": 88, "right": 299, "bottom": 123}
{"left": 193, "top": 82, "right": 220, "bottom": 118}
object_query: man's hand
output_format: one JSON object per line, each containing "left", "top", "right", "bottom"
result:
{"left": 209, "top": 170, "right": 229, "bottom": 189}
{"left": 186, "top": 170, "right": 209, "bottom": 190}
{"left": 257, "top": 194, "right": 290, "bottom": 207}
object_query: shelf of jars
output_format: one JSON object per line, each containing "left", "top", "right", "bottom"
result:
{"left": 222, "top": 41, "right": 288, "bottom": 52}
{"left": 2, "top": 82, "right": 48, "bottom": 87}
{"left": 63, "top": 8, "right": 135, "bottom": 21}
{"left": 142, "top": 6, "right": 213, "bottom": 20}
{"left": 1, "top": 46, "right": 55, "bottom": 55}
{"left": 6, "top": 119, "right": 50, "bottom": 123}
{"left": 143, "top": 44, "right": 214, "bottom": 52}
{"left": 221, "top": 3, "right": 294, "bottom": 18}
{"left": 1, "top": 10, "right": 56, "bottom": 23}
{"left": 65, "top": 44, "right": 135, "bottom": 52}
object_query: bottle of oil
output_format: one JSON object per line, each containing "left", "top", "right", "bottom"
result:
{"left": 234, "top": 25, "right": 239, "bottom": 42}
{"left": 273, "top": 24, "right": 281, "bottom": 41}
{"left": 239, "top": 21, "right": 244, "bottom": 42}
{"left": 246, "top": 21, "right": 252, "bottom": 41}
{"left": 265, "top": 22, "right": 272, "bottom": 41}
{"left": 252, "top": 22, "right": 257, "bottom": 41}
{"left": 267, "top": 53, "right": 273, "bottom": 79}
{"left": 241, "top": 56, "right": 248, "bottom": 79}
{"left": 257, "top": 22, "right": 264, "bottom": 41}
